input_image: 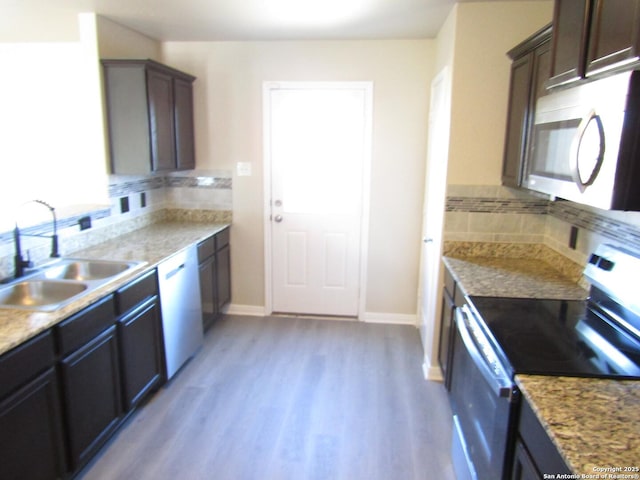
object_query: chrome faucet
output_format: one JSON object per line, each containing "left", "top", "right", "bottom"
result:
{"left": 14, "top": 200, "right": 60, "bottom": 278}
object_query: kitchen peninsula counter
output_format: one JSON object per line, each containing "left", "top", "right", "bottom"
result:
{"left": 517, "top": 375, "right": 640, "bottom": 476}
{"left": 0, "top": 221, "right": 229, "bottom": 357}
{"left": 443, "top": 241, "right": 639, "bottom": 477}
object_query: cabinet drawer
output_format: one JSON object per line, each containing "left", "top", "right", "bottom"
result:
{"left": 197, "top": 236, "right": 215, "bottom": 263}
{"left": 0, "top": 330, "right": 55, "bottom": 399}
{"left": 116, "top": 270, "right": 158, "bottom": 315}
{"left": 57, "top": 295, "right": 116, "bottom": 356}
{"left": 215, "top": 227, "right": 230, "bottom": 250}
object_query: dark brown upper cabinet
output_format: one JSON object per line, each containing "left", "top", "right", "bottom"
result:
{"left": 547, "top": 0, "right": 590, "bottom": 88}
{"left": 173, "top": 77, "right": 197, "bottom": 170}
{"left": 548, "top": 0, "right": 640, "bottom": 88}
{"left": 102, "top": 59, "right": 196, "bottom": 174}
{"left": 586, "top": 0, "right": 640, "bottom": 76}
{"left": 502, "top": 25, "right": 552, "bottom": 188}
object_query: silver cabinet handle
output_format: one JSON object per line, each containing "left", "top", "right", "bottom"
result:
{"left": 274, "top": 215, "right": 283, "bottom": 223}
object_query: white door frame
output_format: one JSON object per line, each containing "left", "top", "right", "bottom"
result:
{"left": 419, "top": 67, "right": 451, "bottom": 379}
{"left": 263, "top": 81, "right": 373, "bottom": 319}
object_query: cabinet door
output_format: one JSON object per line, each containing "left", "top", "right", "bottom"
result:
{"left": 60, "top": 326, "right": 122, "bottom": 472}
{"left": 0, "top": 368, "right": 66, "bottom": 480}
{"left": 518, "top": 398, "right": 572, "bottom": 476}
{"left": 438, "top": 289, "right": 456, "bottom": 390}
{"left": 502, "top": 54, "right": 534, "bottom": 187}
{"left": 147, "top": 69, "right": 176, "bottom": 172}
{"left": 531, "top": 41, "right": 552, "bottom": 101}
{"left": 216, "top": 244, "right": 231, "bottom": 310}
{"left": 118, "top": 299, "right": 163, "bottom": 411}
{"left": 548, "top": 0, "right": 591, "bottom": 87}
{"left": 174, "top": 77, "right": 196, "bottom": 170}
{"left": 199, "top": 255, "right": 218, "bottom": 331}
{"left": 511, "top": 440, "right": 541, "bottom": 480}
{"left": 586, "top": 0, "right": 640, "bottom": 75}
{"left": 521, "top": 41, "right": 551, "bottom": 184}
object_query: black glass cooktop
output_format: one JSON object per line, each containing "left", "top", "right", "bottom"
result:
{"left": 469, "top": 296, "right": 640, "bottom": 379}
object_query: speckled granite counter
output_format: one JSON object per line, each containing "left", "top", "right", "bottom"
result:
{"left": 517, "top": 375, "right": 640, "bottom": 475}
{"left": 443, "top": 242, "right": 588, "bottom": 300}
{"left": 0, "top": 221, "right": 229, "bottom": 357}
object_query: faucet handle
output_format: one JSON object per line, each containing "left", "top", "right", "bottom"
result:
{"left": 24, "top": 250, "right": 33, "bottom": 268}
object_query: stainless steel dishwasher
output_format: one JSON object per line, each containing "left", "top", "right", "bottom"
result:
{"left": 157, "top": 245, "right": 203, "bottom": 380}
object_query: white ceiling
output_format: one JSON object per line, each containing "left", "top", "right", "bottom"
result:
{"left": 0, "top": 0, "right": 490, "bottom": 42}
{"left": 2, "top": 0, "right": 548, "bottom": 42}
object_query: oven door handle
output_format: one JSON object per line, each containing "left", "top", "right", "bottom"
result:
{"left": 455, "top": 305, "right": 515, "bottom": 400}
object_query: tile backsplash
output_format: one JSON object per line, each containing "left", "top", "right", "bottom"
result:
{"left": 445, "top": 185, "right": 640, "bottom": 266}
{"left": 0, "top": 170, "right": 232, "bottom": 280}
{"left": 445, "top": 186, "right": 548, "bottom": 244}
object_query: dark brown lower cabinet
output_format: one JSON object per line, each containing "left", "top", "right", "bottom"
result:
{"left": 199, "top": 250, "right": 218, "bottom": 330}
{"left": 511, "top": 397, "right": 571, "bottom": 479}
{"left": 512, "top": 439, "right": 542, "bottom": 480}
{"left": 59, "top": 326, "right": 122, "bottom": 472}
{"left": 0, "top": 267, "right": 172, "bottom": 478}
{"left": 216, "top": 243, "right": 231, "bottom": 310}
{"left": 197, "top": 228, "right": 232, "bottom": 331}
{"left": 438, "top": 284, "right": 455, "bottom": 390}
{"left": 0, "top": 368, "right": 66, "bottom": 480}
{"left": 118, "top": 299, "right": 163, "bottom": 410}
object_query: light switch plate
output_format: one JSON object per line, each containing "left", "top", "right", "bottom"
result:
{"left": 237, "top": 162, "right": 252, "bottom": 176}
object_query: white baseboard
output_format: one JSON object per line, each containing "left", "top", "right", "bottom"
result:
{"left": 224, "top": 304, "right": 267, "bottom": 316}
{"left": 361, "top": 312, "right": 417, "bottom": 325}
{"left": 224, "top": 305, "right": 417, "bottom": 326}
{"left": 422, "top": 359, "right": 444, "bottom": 382}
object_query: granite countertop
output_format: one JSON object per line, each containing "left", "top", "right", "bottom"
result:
{"left": 0, "top": 221, "right": 229, "bottom": 357}
{"left": 517, "top": 375, "right": 640, "bottom": 476}
{"left": 443, "top": 256, "right": 588, "bottom": 300}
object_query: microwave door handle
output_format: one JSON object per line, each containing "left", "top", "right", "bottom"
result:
{"left": 570, "top": 110, "right": 606, "bottom": 193}
{"left": 454, "top": 306, "right": 514, "bottom": 400}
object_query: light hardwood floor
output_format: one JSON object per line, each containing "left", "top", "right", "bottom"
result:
{"left": 78, "top": 315, "right": 455, "bottom": 480}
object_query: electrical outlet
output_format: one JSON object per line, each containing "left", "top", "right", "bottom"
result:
{"left": 78, "top": 216, "right": 92, "bottom": 230}
{"left": 120, "top": 196, "right": 130, "bottom": 214}
{"left": 569, "top": 225, "right": 578, "bottom": 250}
{"left": 237, "top": 162, "right": 252, "bottom": 176}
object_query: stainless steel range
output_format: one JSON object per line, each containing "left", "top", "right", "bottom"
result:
{"left": 449, "top": 244, "right": 640, "bottom": 480}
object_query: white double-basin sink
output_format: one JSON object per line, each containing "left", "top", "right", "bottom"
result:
{"left": 0, "top": 258, "right": 145, "bottom": 311}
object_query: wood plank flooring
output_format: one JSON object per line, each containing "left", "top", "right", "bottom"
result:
{"left": 78, "top": 315, "right": 455, "bottom": 480}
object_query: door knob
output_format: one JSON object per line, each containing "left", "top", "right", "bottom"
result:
{"left": 423, "top": 237, "right": 433, "bottom": 243}
{"left": 274, "top": 215, "right": 283, "bottom": 223}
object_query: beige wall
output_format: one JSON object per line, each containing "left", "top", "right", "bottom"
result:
{"left": 162, "top": 40, "right": 435, "bottom": 317}
{"left": 420, "top": 1, "right": 554, "bottom": 377}
{"left": 446, "top": 1, "right": 553, "bottom": 186}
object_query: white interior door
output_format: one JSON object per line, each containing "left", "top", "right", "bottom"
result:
{"left": 419, "top": 68, "right": 451, "bottom": 378}
{"left": 265, "top": 82, "right": 372, "bottom": 317}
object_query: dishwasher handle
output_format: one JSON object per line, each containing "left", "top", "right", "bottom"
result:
{"left": 165, "top": 263, "right": 186, "bottom": 280}
{"left": 455, "top": 305, "right": 516, "bottom": 401}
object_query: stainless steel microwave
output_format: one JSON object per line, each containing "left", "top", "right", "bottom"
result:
{"left": 526, "top": 70, "right": 640, "bottom": 211}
